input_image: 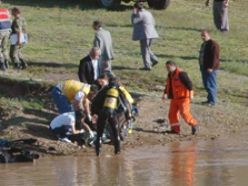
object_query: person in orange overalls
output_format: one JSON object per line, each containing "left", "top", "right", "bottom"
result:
{"left": 162, "top": 60, "right": 198, "bottom": 135}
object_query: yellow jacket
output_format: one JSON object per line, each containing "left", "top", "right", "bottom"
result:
{"left": 62, "top": 80, "right": 90, "bottom": 102}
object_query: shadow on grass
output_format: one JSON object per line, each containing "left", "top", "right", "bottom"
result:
{"left": 165, "top": 26, "right": 202, "bottom": 32}
{"left": 1, "top": 116, "right": 56, "bottom": 141}
{"left": 23, "top": 123, "right": 56, "bottom": 141}
{"left": 156, "top": 54, "right": 198, "bottom": 61}
{"left": 112, "top": 65, "right": 137, "bottom": 71}
{"left": 6, "top": 0, "right": 98, "bottom": 10}
{"left": 27, "top": 61, "right": 78, "bottom": 69}
{"left": 221, "top": 59, "right": 248, "bottom": 64}
{"left": 6, "top": 0, "right": 133, "bottom": 11}
{"left": 24, "top": 108, "right": 57, "bottom": 122}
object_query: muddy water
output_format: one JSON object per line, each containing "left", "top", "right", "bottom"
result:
{"left": 0, "top": 138, "right": 248, "bottom": 186}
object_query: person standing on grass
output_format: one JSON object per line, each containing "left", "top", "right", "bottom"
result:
{"left": 131, "top": 2, "right": 159, "bottom": 71}
{"left": 206, "top": 0, "right": 229, "bottom": 32}
{"left": 0, "top": 8, "right": 11, "bottom": 71}
{"left": 10, "top": 7, "right": 28, "bottom": 69}
{"left": 199, "top": 30, "right": 220, "bottom": 106}
{"left": 162, "top": 60, "right": 198, "bottom": 135}
{"left": 92, "top": 20, "right": 114, "bottom": 75}
{"left": 78, "top": 47, "right": 101, "bottom": 85}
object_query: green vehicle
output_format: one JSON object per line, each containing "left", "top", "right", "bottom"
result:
{"left": 97, "top": 0, "right": 170, "bottom": 9}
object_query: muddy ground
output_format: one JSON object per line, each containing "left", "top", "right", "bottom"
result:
{"left": 1, "top": 90, "right": 247, "bottom": 157}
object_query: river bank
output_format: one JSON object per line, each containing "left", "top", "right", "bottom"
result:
{"left": 1, "top": 72, "right": 247, "bottom": 156}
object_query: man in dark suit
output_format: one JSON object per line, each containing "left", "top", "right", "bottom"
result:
{"left": 78, "top": 47, "right": 101, "bottom": 84}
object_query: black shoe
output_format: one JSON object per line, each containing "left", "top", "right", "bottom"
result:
{"left": 4, "top": 60, "right": 9, "bottom": 69}
{"left": 152, "top": 61, "right": 159, "bottom": 67}
{"left": 202, "top": 101, "right": 215, "bottom": 107}
{"left": 20, "top": 59, "right": 28, "bottom": 69}
{"left": 114, "top": 142, "right": 121, "bottom": 155}
{"left": 192, "top": 125, "right": 199, "bottom": 135}
{"left": 94, "top": 140, "right": 101, "bottom": 156}
{"left": 139, "top": 67, "right": 151, "bottom": 71}
{"left": 14, "top": 63, "right": 21, "bottom": 69}
{"left": 0, "top": 63, "right": 6, "bottom": 71}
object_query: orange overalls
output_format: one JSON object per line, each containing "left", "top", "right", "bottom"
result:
{"left": 165, "top": 68, "right": 197, "bottom": 134}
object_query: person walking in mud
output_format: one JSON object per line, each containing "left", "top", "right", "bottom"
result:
{"left": 92, "top": 75, "right": 135, "bottom": 156}
{"left": 162, "top": 60, "right": 198, "bottom": 135}
{"left": 10, "top": 7, "right": 28, "bottom": 70}
{"left": 0, "top": 8, "right": 11, "bottom": 71}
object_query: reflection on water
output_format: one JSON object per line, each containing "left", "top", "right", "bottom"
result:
{"left": 0, "top": 139, "right": 248, "bottom": 186}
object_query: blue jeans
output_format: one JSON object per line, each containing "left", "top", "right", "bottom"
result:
{"left": 52, "top": 86, "right": 72, "bottom": 114}
{"left": 202, "top": 70, "right": 217, "bottom": 104}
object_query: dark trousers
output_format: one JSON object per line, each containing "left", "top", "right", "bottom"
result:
{"left": 51, "top": 126, "right": 84, "bottom": 146}
{"left": 201, "top": 69, "right": 217, "bottom": 104}
{"left": 52, "top": 125, "right": 71, "bottom": 139}
{"left": 95, "top": 110, "right": 120, "bottom": 154}
{"left": 140, "top": 39, "right": 158, "bottom": 69}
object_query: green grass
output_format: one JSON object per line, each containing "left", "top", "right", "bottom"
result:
{"left": 0, "top": 0, "right": 247, "bottom": 103}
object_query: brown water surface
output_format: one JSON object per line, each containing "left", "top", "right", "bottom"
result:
{"left": 0, "top": 138, "right": 248, "bottom": 186}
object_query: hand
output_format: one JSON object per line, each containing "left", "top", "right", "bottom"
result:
{"left": 205, "top": 0, "right": 209, "bottom": 7}
{"left": 18, "top": 41, "right": 22, "bottom": 48}
{"left": 207, "top": 68, "right": 213, "bottom": 73}
{"left": 132, "top": 8, "right": 137, "bottom": 14}
{"left": 190, "top": 95, "right": 194, "bottom": 100}
{"left": 162, "top": 94, "right": 167, "bottom": 102}
{"left": 89, "top": 131, "right": 94, "bottom": 138}
{"left": 87, "top": 114, "right": 92, "bottom": 122}
{"left": 190, "top": 91, "right": 194, "bottom": 100}
{"left": 224, "top": 0, "right": 229, "bottom": 7}
{"left": 92, "top": 114, "right": 98, "bottom": 124}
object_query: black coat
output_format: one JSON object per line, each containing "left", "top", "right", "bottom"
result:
{"left": 78, "top": 55, "right": 100, "bottom": 84}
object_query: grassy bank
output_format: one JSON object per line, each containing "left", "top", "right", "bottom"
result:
{"left": 0, "top": 0, "right": 247, "bottom": 119}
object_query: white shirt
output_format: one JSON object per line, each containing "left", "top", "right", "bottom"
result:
{"left": 50, "top": 112, "right": 75, "bottom": 130}
{"left": 91, "top": 59, "right": 99, "bottom": 80}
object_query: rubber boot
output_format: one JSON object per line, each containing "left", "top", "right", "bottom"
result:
{"left": 114, "top": 139, "right": 121, "bottom": 155}
{"left": 94, "top": 138, "right": 101, "bottom": 156}
{"left": 20, "top": 59, "right": 28, "bottom": 69}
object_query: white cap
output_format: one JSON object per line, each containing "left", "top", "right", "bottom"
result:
{"left": 74, "top": 91, "right": 84, "bottom": 102}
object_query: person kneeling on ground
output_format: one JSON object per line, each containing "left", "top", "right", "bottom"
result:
{"left": 49, "top": 110, "right": 95, "bottom": 146}
{"left": 162, "top": 60, "right": 199, "bottom": 135}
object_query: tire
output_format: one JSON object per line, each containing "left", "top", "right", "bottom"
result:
{"left": 97, "top": 0, "right": 121, "bottom": 9}
{"left": 147, "top": 0, "right": 170, "bottom": 10}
